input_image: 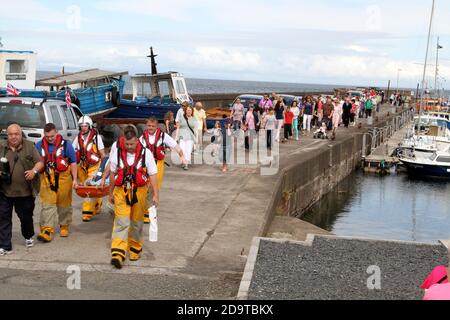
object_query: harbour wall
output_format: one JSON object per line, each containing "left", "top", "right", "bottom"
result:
{"left": 123, "top": 91, "right": 334, "bottom": 109}
{"left": 190, "top": 92, "right": 334, "bottom": 109}
{"left": 123, "top": 90, "right": 414, "bottom": 110}
{"left": 261, "top": 107, "right": 413, "bottom": 236}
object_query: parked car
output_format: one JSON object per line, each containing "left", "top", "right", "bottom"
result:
{"left": 229, "top": 94, "right": 264, "bottom": 114}
{"left": 278, "top": 94, "right": 301, "bottom": 107}
{"left": 347, "top": 90, "right": 364, "bottom": 98}
{"left": 0, "top": 97, "right": 83, "bottom": 143}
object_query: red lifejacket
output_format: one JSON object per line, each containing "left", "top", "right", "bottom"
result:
{"left": 143, "top": 129, "right": 165, "bottom": 161}
{"left": 76, "top": 129, "right": 101, "bottom": 166}
{"left": 114, "top": 137, "right": 148, "bottom": 188}
{"left": 40, "top": 134, "right": 70, "bottom": 174}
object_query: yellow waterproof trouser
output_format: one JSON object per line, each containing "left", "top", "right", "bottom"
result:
{"left": 155, "top": 159, "right": 164, "bottom": 191}
{"left": 78, "top": 163, "right": 102, "bottom": 221}
{"left": 40, "top": 169, "right": 73, "bottom": 232}
{"left": 111, "top": 186, "right": 148, "bottom": 261}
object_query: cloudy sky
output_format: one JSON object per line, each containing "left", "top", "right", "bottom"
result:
{"left": 1, "top": 0, "right": 450, "bottom": 89}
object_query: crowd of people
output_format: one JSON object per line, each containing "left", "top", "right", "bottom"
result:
{"left": 228, "top": 91, "right": 384, "bottom": 145}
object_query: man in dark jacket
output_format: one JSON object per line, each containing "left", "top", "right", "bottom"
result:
{"left": 0, "top": 123, "right": 43, "bottom": 255}
{"left": 342, "top": 97, "right": 353, "bottom": 128}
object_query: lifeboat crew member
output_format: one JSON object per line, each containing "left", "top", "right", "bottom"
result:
{"left": 109, "top": 126, "right": 159, "bottom": 269}
{"left": 36, "top": 123, "right": 78, "bottom": 242}
{"left": 140, "top": 117, "right": 187, "bottom": 224}
{"left": 72, "top": 116, "right": 105, "bottom": 222}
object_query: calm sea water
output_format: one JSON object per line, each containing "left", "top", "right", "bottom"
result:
{"left": 36, "top": 71, "right": 348, "bottom": 95}
{"left": 301, "top": 171, "right": 450, "bottom": 244}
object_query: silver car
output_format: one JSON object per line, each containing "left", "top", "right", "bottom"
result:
{"left": 0, "top": 97, "right": 83, "bottom": 143}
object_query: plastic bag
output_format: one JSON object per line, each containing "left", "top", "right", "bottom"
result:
{"left": 148, "top": 206, "right": 158, "bottom": 242}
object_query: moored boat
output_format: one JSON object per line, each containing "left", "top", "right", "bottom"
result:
{"left": 400, "top": 150, "right": 450, "bottom": 178}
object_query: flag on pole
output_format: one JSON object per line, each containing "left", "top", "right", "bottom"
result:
{"left": 6, "top": 83, "right": 21, "bottom": 96}
{"left": 65, "top": 87, "right": 72, "bottom": 108}
{"left": 438, "top": 44, "right": 443, "bottom": 49}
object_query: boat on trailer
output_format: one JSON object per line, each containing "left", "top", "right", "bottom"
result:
{"left": 106, "top": 47, "right": 192, "bottom": 121}
{"left": 0, "top": 49, "right": 127, "bottom": 118}
{"left": 35, "top": 69, "right": 127, "bottom": 117}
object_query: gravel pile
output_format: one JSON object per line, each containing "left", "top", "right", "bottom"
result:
{"left": 248, "top": 236, "right": 449, "bottom": 300}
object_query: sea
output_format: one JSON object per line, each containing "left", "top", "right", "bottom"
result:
{"left": 36, "top": 71, "right": 352, "bottom": 95}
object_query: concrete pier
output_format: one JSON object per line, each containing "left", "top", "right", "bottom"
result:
{"left": 0, "top": 104, "right": 430, "bottom": 299}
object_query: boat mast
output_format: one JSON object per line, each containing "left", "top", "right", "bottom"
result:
{"left": 148, "top": 47, "right": 158, "bottom": 75}
{"left": 419, "top": 0, "right": 435, "bottom": 129}
{"left": 434, "top": 36, "right": 442, "bottom": 99}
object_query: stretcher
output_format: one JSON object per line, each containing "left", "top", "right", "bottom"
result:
{"left": 75, "top": 185, "right": 110, "bottom": 199}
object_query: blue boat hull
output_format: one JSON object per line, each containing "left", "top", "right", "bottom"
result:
{"left": 400, "top": 159, "right": 450, "bottom": 178}
{"left": 107, "top": 99, "right": 180, "bottom": 120}
{"left": 108, "top": 99, "right": 228, "bottom": 128}
{"left": 0, "top": 80, "right": 125, "bottom": 117}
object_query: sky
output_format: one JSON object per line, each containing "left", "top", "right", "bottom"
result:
{"left": 1, "top": 0, "right": 450, "bottom": 89}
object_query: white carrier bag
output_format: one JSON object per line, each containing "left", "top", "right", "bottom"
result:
{"left": 148, "top": 206, "right": 158, "bottom": 242}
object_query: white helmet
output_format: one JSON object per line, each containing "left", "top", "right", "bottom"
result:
{"left": 78, "top": 116, "right": 93, "bottom": 128}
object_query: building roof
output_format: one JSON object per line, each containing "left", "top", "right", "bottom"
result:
{"left": 36, "top": 69, "right": 128, "bottom": 87}
{"left": 0, "top": 50, "right": 35, "bottom": 54}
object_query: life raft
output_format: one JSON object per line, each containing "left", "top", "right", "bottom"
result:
{"left": 75, "top": 185, "right": 110, "bottom": 199}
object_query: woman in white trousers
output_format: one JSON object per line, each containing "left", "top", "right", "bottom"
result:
{"left": 175, "top": 105, "right": 198, "bottom": 170}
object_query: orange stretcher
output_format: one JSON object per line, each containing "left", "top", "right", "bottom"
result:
{"left": 75, "top": 185, "right": 110, "bottom": 199}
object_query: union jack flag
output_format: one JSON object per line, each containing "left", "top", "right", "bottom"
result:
{"left": 65, "top": 87, "right": 72, "bottom": 108}
{"left": 6, "top": 83, "right": 21, "bottom": 96}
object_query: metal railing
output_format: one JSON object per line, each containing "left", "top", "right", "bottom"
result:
{"left": 362, "top": 109, "right": 415, "bottom": 157}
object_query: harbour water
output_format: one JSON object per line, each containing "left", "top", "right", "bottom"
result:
{"left": 301, "top": 171, "right": 450, "bottom": 244}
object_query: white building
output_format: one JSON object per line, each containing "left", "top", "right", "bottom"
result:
{"left": 0, "top": 50, "right": 37, "bottom": 90}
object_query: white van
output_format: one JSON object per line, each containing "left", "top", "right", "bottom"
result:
{"left": 0, "top": 97, "right": 83, "bottom": 143}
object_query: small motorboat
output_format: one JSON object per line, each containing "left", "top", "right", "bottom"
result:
{"left": 399, "top": 149, "right": 450, "bottom": 179}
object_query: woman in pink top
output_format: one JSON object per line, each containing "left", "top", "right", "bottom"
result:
{"left": 259, "top": 94, "right": 273, "bottom": 111}
{"left": 245, "top": 106, "right": 257, "bottom": 150}
{"left": 230, "top": 98, "right": 244, "bottom": 131}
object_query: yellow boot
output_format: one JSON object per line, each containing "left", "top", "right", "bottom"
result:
{"left": 94, "top": 201, "right": 102, "bottom": 216}
{"left": 82, "top": 211, "right": 93, "bottom": 222}
{"left": 60, "top": 225, "right": 70, "bottom": 238}
{"left": 37, "top": 227, "right": 54, "bottom": 243}
{"left": 129, "top": 252, "right": 141, "bottom": 262}
{"left": 111, "top": 255, "right": 124, "bottom": 269}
